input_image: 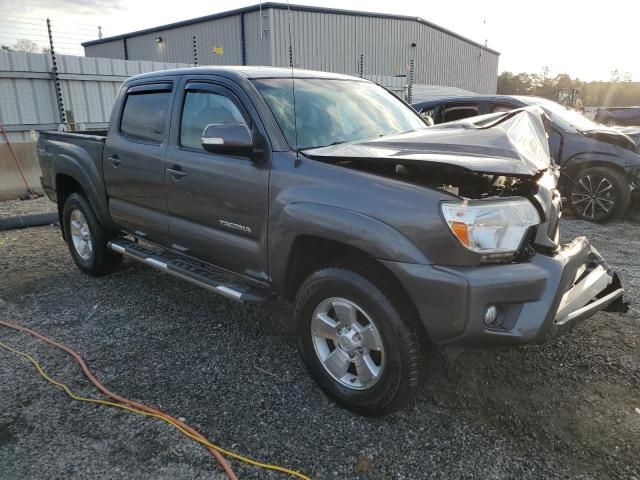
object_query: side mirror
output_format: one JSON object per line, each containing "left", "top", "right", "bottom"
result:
{"left": 201, "top": 123, "right": 253, "bottom": 156}
{"left": 421, "top": 113, "right": 435, "bottom": 126}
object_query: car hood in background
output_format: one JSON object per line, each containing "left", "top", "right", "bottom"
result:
{"left": 614, "top": 126, "right": 640, "bottom": 147}
{"left": 304, "top": 107, "right": 551, "bottom": 176}
{"left": 582, "top": 127, "right": 640, "bottom": 151}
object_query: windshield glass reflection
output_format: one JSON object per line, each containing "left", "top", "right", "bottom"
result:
{"left": 253, "top": 78, "right": 427, "bottom": 150}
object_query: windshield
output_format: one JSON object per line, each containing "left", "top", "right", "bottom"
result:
{"left": 523, "top": 97, "right": 600, "bottom": 132}
{"left": 252, "top": 78, "right": 427, "bottom": 150}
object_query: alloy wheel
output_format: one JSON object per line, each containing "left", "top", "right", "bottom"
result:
{"left": 69, "top": 208, "right": 93, "bottom": 260}
{"left": 310, "top": 297, "right": 385, "bottom": 390}
{"left": 571, "top": 174, "right": 616, "bottom": 220}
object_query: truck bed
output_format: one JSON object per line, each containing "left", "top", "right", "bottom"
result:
{"left": 37, "top": 130, "right": 107, "bottom": 203}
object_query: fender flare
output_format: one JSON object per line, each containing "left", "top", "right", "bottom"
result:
{"left": 563, "top": 152, "right": 629, "bottom": 172}
{"left": 269, "top": 202, "right": 429, "bottom": 294}
{"left": 52, "top": 151, "right": 114, "bottom": 229}
{"left": 560, "top": 153, "right": 630, "bottom": 186}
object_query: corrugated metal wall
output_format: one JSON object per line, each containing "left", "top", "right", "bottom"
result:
{"left": 269, "top": 8, "right": 499, "bottom": 94}
{"left": 0, "top": 51, "right": 191, "bottom": 142}
{"left": 115, "top": 15, "right": 244, "bottom": 65}
{"left": 82, "top": 40, "right": 127, "bottom": 60}
{"left": 0, "top": 52, "right": 58, "bottom": 142}
{"left": 244, "top": 9, "right": 272, "bottom": 66}
{"left": 84, "top": 6, "right": 498, "bottom": 95}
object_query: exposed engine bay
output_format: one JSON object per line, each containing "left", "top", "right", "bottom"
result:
{"left": 325, "top": 159, "right": 540, "bottom": 199}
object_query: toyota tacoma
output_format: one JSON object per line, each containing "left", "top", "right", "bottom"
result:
{"left": 37, "top": 67, "right": 625, "bottom": 415}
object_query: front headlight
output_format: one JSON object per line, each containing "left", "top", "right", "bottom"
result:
{"left": 441, "top": 198, "right": 540, "bottom": 260}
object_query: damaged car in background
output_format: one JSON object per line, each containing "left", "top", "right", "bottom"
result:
{"left": 413, "top": 95, "right": 640, "bottom": 221}
{"left": 38, "top": 68, "right": 626, "bottom": 415}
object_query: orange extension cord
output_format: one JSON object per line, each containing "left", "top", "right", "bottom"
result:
{"left": 0, "top": 320, "right": 311, "bottom": 480}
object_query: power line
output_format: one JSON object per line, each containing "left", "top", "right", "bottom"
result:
{"left": 0, "top": 36, "right": 82, "bottom": 46}
{"left": 0, "top": 28, "right": 96, "bottom": 38}
{"left": 2, "top": 14, "right": 99, "bottom": 28}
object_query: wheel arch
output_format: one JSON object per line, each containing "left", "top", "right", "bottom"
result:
{"left": 53, "top": 153, "right": 114, "bottom": 236}
{"left": 280, "top": 234, "right": 430, "bottom": 346}
{"left": 560, "top": 155, "right": 629, "bottom": 188}
{"left": 269, "top": 202, "right": 429, "bottom": 295}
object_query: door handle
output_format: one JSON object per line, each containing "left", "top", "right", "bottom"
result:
{"left": 166, "top": 167, "right": 186, "bottom": 179}
{"left": 108, "top": 155, "right": 122, "bottom": 167}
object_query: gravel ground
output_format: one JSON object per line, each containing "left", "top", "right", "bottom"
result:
{"left": 0, "top": 198, "right": 638, "bottom": 480}
{"left": 0, "top": 196, "right": 56, "bottom": 218}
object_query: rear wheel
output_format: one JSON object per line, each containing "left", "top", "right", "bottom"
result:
{"left": 63, "top": 192, "right": 122, "bottom": 275}
{"left": 294, "top": 267, "right": 425, "bottom": 416}
{"left": 567, "top": 167, "right": 630, "bottom": 222}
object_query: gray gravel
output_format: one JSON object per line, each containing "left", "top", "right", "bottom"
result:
{"left": 0, "top": 196, "right": 56, "bottom": 218}
{"left": 0, "top": 201, "right": 638, "bottom": 479}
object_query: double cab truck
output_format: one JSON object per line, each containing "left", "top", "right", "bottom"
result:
{"left": 38, "top": 67, "right": 625, "bottom": 415}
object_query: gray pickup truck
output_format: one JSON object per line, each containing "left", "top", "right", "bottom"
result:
{"left": 38, "top": 67, "right": 625, "bottom": 415}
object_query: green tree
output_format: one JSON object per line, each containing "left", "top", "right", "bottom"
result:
{"left": 498, "top": 70, "right": 640, "bottom": 107}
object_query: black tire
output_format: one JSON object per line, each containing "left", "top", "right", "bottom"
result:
{"left": 62, "top": 192, "right": 122, "bottom": 276}
{"left": 567, "top": 167, "right": 631, "bottom": 222}
{"left": 294, "top": 267, "right": 425, "bottom": 416}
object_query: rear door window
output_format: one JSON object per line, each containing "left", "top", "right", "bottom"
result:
{"left": 120, "top": 88, "right": 172, "bottom": 143}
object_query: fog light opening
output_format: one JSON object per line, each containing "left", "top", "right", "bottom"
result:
{"left": 484, "top": 305, "right": 500, "bottom": 327}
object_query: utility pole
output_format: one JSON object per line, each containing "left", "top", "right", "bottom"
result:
{"left": 46, "top": 18, "right": 67, "bottom": 126}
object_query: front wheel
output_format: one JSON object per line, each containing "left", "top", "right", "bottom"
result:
{"left": 567, "top": 167, "right": 631, "bottom": 222}
{"left": 294, "top": 267, "right": 426, "bottom": 416}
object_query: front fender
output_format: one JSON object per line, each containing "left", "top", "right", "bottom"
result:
{"left": 564, "top": 152, "right": 632, "bottom": 171}
{"left": 269, "top": 202, "right": 429, "bottom": 294}
{"left": 561, "top": 152, "right": 638, "bottom": 187}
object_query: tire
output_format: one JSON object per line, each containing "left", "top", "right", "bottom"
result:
{"left": 294, "top": 267, "right": 425, "bottom": 416}
{"left": 62, "top": 192, "right": 122, "bottom": 276}
{"left": 567, "top": 167, "right": 631, "bottom": 222}
{"left": 606, "top": 120, "right": 617, "bottom": 127}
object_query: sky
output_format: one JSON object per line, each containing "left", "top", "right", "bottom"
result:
{"left": 1, "top": 0, "right": 638, "bottom": 81}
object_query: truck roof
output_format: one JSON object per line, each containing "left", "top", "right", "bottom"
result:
{"left": 126, "top": 66, "right": 365, "bottom": 83}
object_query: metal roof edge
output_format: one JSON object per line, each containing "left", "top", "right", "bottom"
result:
{"left": 82, "top": 2, "right": 500, "bottom": 55}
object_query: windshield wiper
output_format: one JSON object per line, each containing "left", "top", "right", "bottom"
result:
{"left": 299, "top": 140, "right": 348, "bottom": 151}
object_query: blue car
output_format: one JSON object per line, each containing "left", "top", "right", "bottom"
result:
{"left": 413, "top": 95, "right": 640, "bottom": 221}
{"left": 595, "top": 107, "right": 640, "bottom": 127}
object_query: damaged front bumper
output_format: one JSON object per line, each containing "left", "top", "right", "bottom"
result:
{"left": 547, "top": 239, "right": 624, "bottom": 338}
{"left": 382, "top": 237, "right": 625, "bottom": 347}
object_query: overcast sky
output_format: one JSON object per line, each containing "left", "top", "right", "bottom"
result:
{"left": 1, "top": 0, "right": 638, "bottom": 81}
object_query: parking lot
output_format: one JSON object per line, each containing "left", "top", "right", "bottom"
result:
{"left": 1, "top": 197, "right": 639, "bottom": 479}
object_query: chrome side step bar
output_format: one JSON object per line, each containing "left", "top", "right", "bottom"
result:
{"left": 108, "top": 240, "right": 269, "bottom": 303}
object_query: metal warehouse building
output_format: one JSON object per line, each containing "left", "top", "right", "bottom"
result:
{"left": 82, "top": 2, "right": 499, "bottom": 95}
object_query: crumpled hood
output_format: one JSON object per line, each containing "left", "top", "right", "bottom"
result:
{"left": 304, "top": 107, "right": 551, "bottom": 176}
{"left": 615, "top": 126, "right": 640, "bottom": 147}
{"left": 582, "top": 127, "right": 639, "bottom": 151}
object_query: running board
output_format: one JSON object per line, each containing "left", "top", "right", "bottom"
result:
{"left": 107, "top": 239, "right": 270, "bottom": 303}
